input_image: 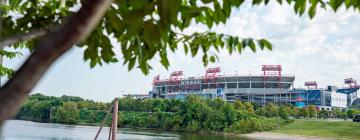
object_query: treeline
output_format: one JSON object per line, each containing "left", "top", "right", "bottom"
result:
{"left": 119, "top": 96, "right": 360, "bottom": 120}
{"left": 16, "top": 93, "right": 110, "bottom": 124}
{"left": 118, "top": 96, "right": 292, "bottom": 134}
{"left": 15, "top": 94, "right": 360, "bottom": 134}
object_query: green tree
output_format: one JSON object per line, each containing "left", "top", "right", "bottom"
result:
{"left": 299, "top": 108, "right": 309, "bottom": 118}
{"left": 278, "top": 106, "right": 289, "bottom": 120}
{"left": 318, "top": 109, "right": 329, "bottom": 119}
{"left": 265, "top": 103, "right": 278, "bottom": 117}
{"left": 255, "top": 107, "right": 266, "bottom": 116}
{"left": 347, "top": 109, "right": 355, "bottom": 119}
{"left": 308, "top": 105, "right": 317, "bottom": 118}
{"left": 244, "top": 102, "right": 255, "bottom": 114}
{"left": 31, "top": 101, "right": 52, "bottom": 122}
{"left": 221, "top": 102, "right": 236, "bottom": 126}
{"left": 88, "top": 111, "right": 97, "bottom": 123}
{"left": 233, "top": 100, "right": 245, "bottom": 110}
{"left": 1, "top": 0, "right": 359, "bottom": 123}
{"left": 52, "top": 102, "right": 80, "bottom": 124}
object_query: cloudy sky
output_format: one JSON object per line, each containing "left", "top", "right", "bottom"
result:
{"left": 4, "top": 1, "right": 360, "bottom": 102}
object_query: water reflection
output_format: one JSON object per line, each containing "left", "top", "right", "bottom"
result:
{"left": 0, "top": 120, "right": 248, "bottom": 140}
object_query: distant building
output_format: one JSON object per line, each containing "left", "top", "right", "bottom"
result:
{"left": 150, "top": 65, "right": 360, "bottom": 110}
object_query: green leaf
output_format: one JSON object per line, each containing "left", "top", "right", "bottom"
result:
{"left": 143, "top": 21, "right": 161, "bottom": 47}
{"left": 265, "top": 0, "right": 270, "bottom": 5}
{"left": 329, "top": 0, "right": 344, "bottom": 11}
{"left": 205, "top": 15, "right": 214, "bottom": 28}
{"left": 294, "top": 0, "right": 306, "bottom": 15}
{"left": 223, "top": 0, "right": 231, "bottom": 17}
{"left": 227, "top": 37, "right": 234, "bottom": 54}
{"left": 260, "top": 39, "right": 272, "bottom": 50}
{"left": 160, "top": 51, "right": 170, "bottom": 69}
{"left": 308, "top": 0, "right": 317, "bottom": 19}
{"left": 106, "top": 9, "right": 124, "bottom": 33}
{"left": 128, "top": 57, "right": 136, "bottom": 71}
{"left": 158, "top": 0, "right": 182, "bottom": 25}
{"left": 184, "top": 44, "right": 189, "bottom": 54}
{"left": 0, "top": 65, "right": 14, "bottom": 78}
{"left": 202, "top": 53, "right": 208, "bottom": 66}
{"left": 253, "top": 0, "right": 263, "bottom": 5}
{"left": 248, "top": 39, "right": 256, "bottom": 52}
{"left": 209, "top": 55, "right": 216, "bottom": 63}
{"left": 345, "top": 0, "right": 352, "bottom": 8}
{"left": 236, "top": 43, "right": 243, "bottom": 53}
{"left": 9, "top": 0, "right": 22, "bottom": 8}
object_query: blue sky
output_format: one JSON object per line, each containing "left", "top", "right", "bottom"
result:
{"left": 3, "top": 2, "right": 360, "bottom": 102}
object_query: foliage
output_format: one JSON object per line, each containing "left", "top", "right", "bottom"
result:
{"left": 3, "top": 0, "right": 360, "bottom": 74}
{"left": 318, "top": 109, "right": 330, "bottom": 119}
{"left": 52, "top": 102, "right": 80, "bottom": 124}
{"left": 16, "top": 93, "right": 109, "bottom": 124}
{"left": 0, "top": 49, "right": 22, "bottom": 77}
{"left": 308, "top": 105, "right": 317, "bottom": 118}
{"left": 225, "top": 117, "right": 285, "bottom": 134}
{"left": 298, "top": 108, "right": 309, "bottom": 118}
{"left": 18, "top": 94, "right": 360, "bottom": 134}
{"left": 16, "top": 94, "right": 294, "bottom": 134}
{"left": 264, "top": 103, "right": 278, "bottom": 117}
{"left": 278, "top": 106, "right": 290, "bottom": 120}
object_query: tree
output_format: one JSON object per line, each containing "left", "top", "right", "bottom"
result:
{"left": 308, "top": 105, "right": 317, "bottom": 118}
{"left": 233, "top": 100, "right": 245, "bottom": 110}
{"left": 31, "top": 101, "right": 52, "bottom": 122}
{"left": 244, "top": 102, "right": 255, "bottom": 114}
{"left": 265, "top": 103, "right": 278, "bottom": 117}
{"left": 1, "top": 0, "right": 360, "bottom": 123}
{"left": 255, "top": 107, "right": 266, "bottom": 116}
{"left": 347, "top": 109, "right": 355, "bottom": 119}
{"left": 278, "top": 106, "right": 289, "bottom": 120}
{"left": 318, "top": 109, "right": 329, "bottom": 119}
{"left": 299, "top": 108, "right": 309, "bottom": 118}
{"left": 52, "top": 102, "right": 80, "bottom": 124}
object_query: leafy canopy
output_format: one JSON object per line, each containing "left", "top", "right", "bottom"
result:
{"left": 1, "top": 0, "right": 360, "bottom": 74}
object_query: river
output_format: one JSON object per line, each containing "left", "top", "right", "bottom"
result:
{"left": 0, "top": 120, "right": 249, "bottom": 140}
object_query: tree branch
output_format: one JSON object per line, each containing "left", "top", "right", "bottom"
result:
{"left": 0, "top": 29, "right": 49, "bottom": 49}
{"left": 0, "top": 0, "right": 112, "bottom": 123}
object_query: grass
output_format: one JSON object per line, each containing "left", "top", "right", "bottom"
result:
{"left": 271, "top": 119, "right": 360, "bottom": 139}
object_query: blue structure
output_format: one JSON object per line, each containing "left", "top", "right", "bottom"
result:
{"left": 337, "top": 87, "right": 359, "bottom": 94}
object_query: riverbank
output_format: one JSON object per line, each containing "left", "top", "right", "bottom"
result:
{"left": 3, "top": 120, "right": 245, "bottom": 140}
{"left": 242, "top": 132, "right": 333, "bottom": 140}
{"left": 268, "top": 119, "right": 360, "bottom": 140}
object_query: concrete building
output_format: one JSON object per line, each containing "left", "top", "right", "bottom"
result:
{"left": 150, "top": 65, "right": 359, "bottom": 109}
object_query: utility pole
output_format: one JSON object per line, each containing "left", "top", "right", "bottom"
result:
{"left": 111, "top": 98, "right": 118, "bottom": 140}
{"left": 0, "top": 55, "right": 2, "bottom": 86}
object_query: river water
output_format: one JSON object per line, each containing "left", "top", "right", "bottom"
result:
{"left": 0, "top": 120, "right": 249, "bottom": 140}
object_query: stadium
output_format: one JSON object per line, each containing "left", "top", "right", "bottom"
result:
{"left": 148, "top": 65, "right": 360, "bottom": 109}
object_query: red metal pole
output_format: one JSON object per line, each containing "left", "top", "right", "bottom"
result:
{"left": 112, "top": 98, "right": 118, "bottom": 140}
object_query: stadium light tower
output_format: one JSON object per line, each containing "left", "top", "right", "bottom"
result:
{"left": 152, "top": 75, "right": 160, "bottom": 86}
{"left": 205, "top": 67, "right": 221, "bottom": 80}
{"left": 262, "top": 65, "right": 282, "bottom": 87}
{"left": 205, "top": 67, "right": 221, "bottom": 88}
{"left": 344, "top": 78, "right": 358, "bottom": 88}
{"left": 305, "top": 81, "right": 317, "bottom": 89}
{"left": 167, "top": 70, "right": 183, "bottom": 93}
{"left": 169, "top": 71, "right": 183, "bottom": 83}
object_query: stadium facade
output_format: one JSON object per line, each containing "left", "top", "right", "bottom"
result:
{"left": 148, "top": 65, "right": 360, "bottom": 110}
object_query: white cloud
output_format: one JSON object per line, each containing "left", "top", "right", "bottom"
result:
{"left": 4, "top": 2, "right": 360, "bottom": 101}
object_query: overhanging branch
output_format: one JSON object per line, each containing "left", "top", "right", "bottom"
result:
{"left": 0, "top": 0, "right": 113, "bottom": 123}
{"left": 0, "top": 29, "right": 49, "bottom": 49}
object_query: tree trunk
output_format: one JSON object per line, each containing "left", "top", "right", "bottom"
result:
{"left": 0, "top": 0, "right": 112, "bottom": 124}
